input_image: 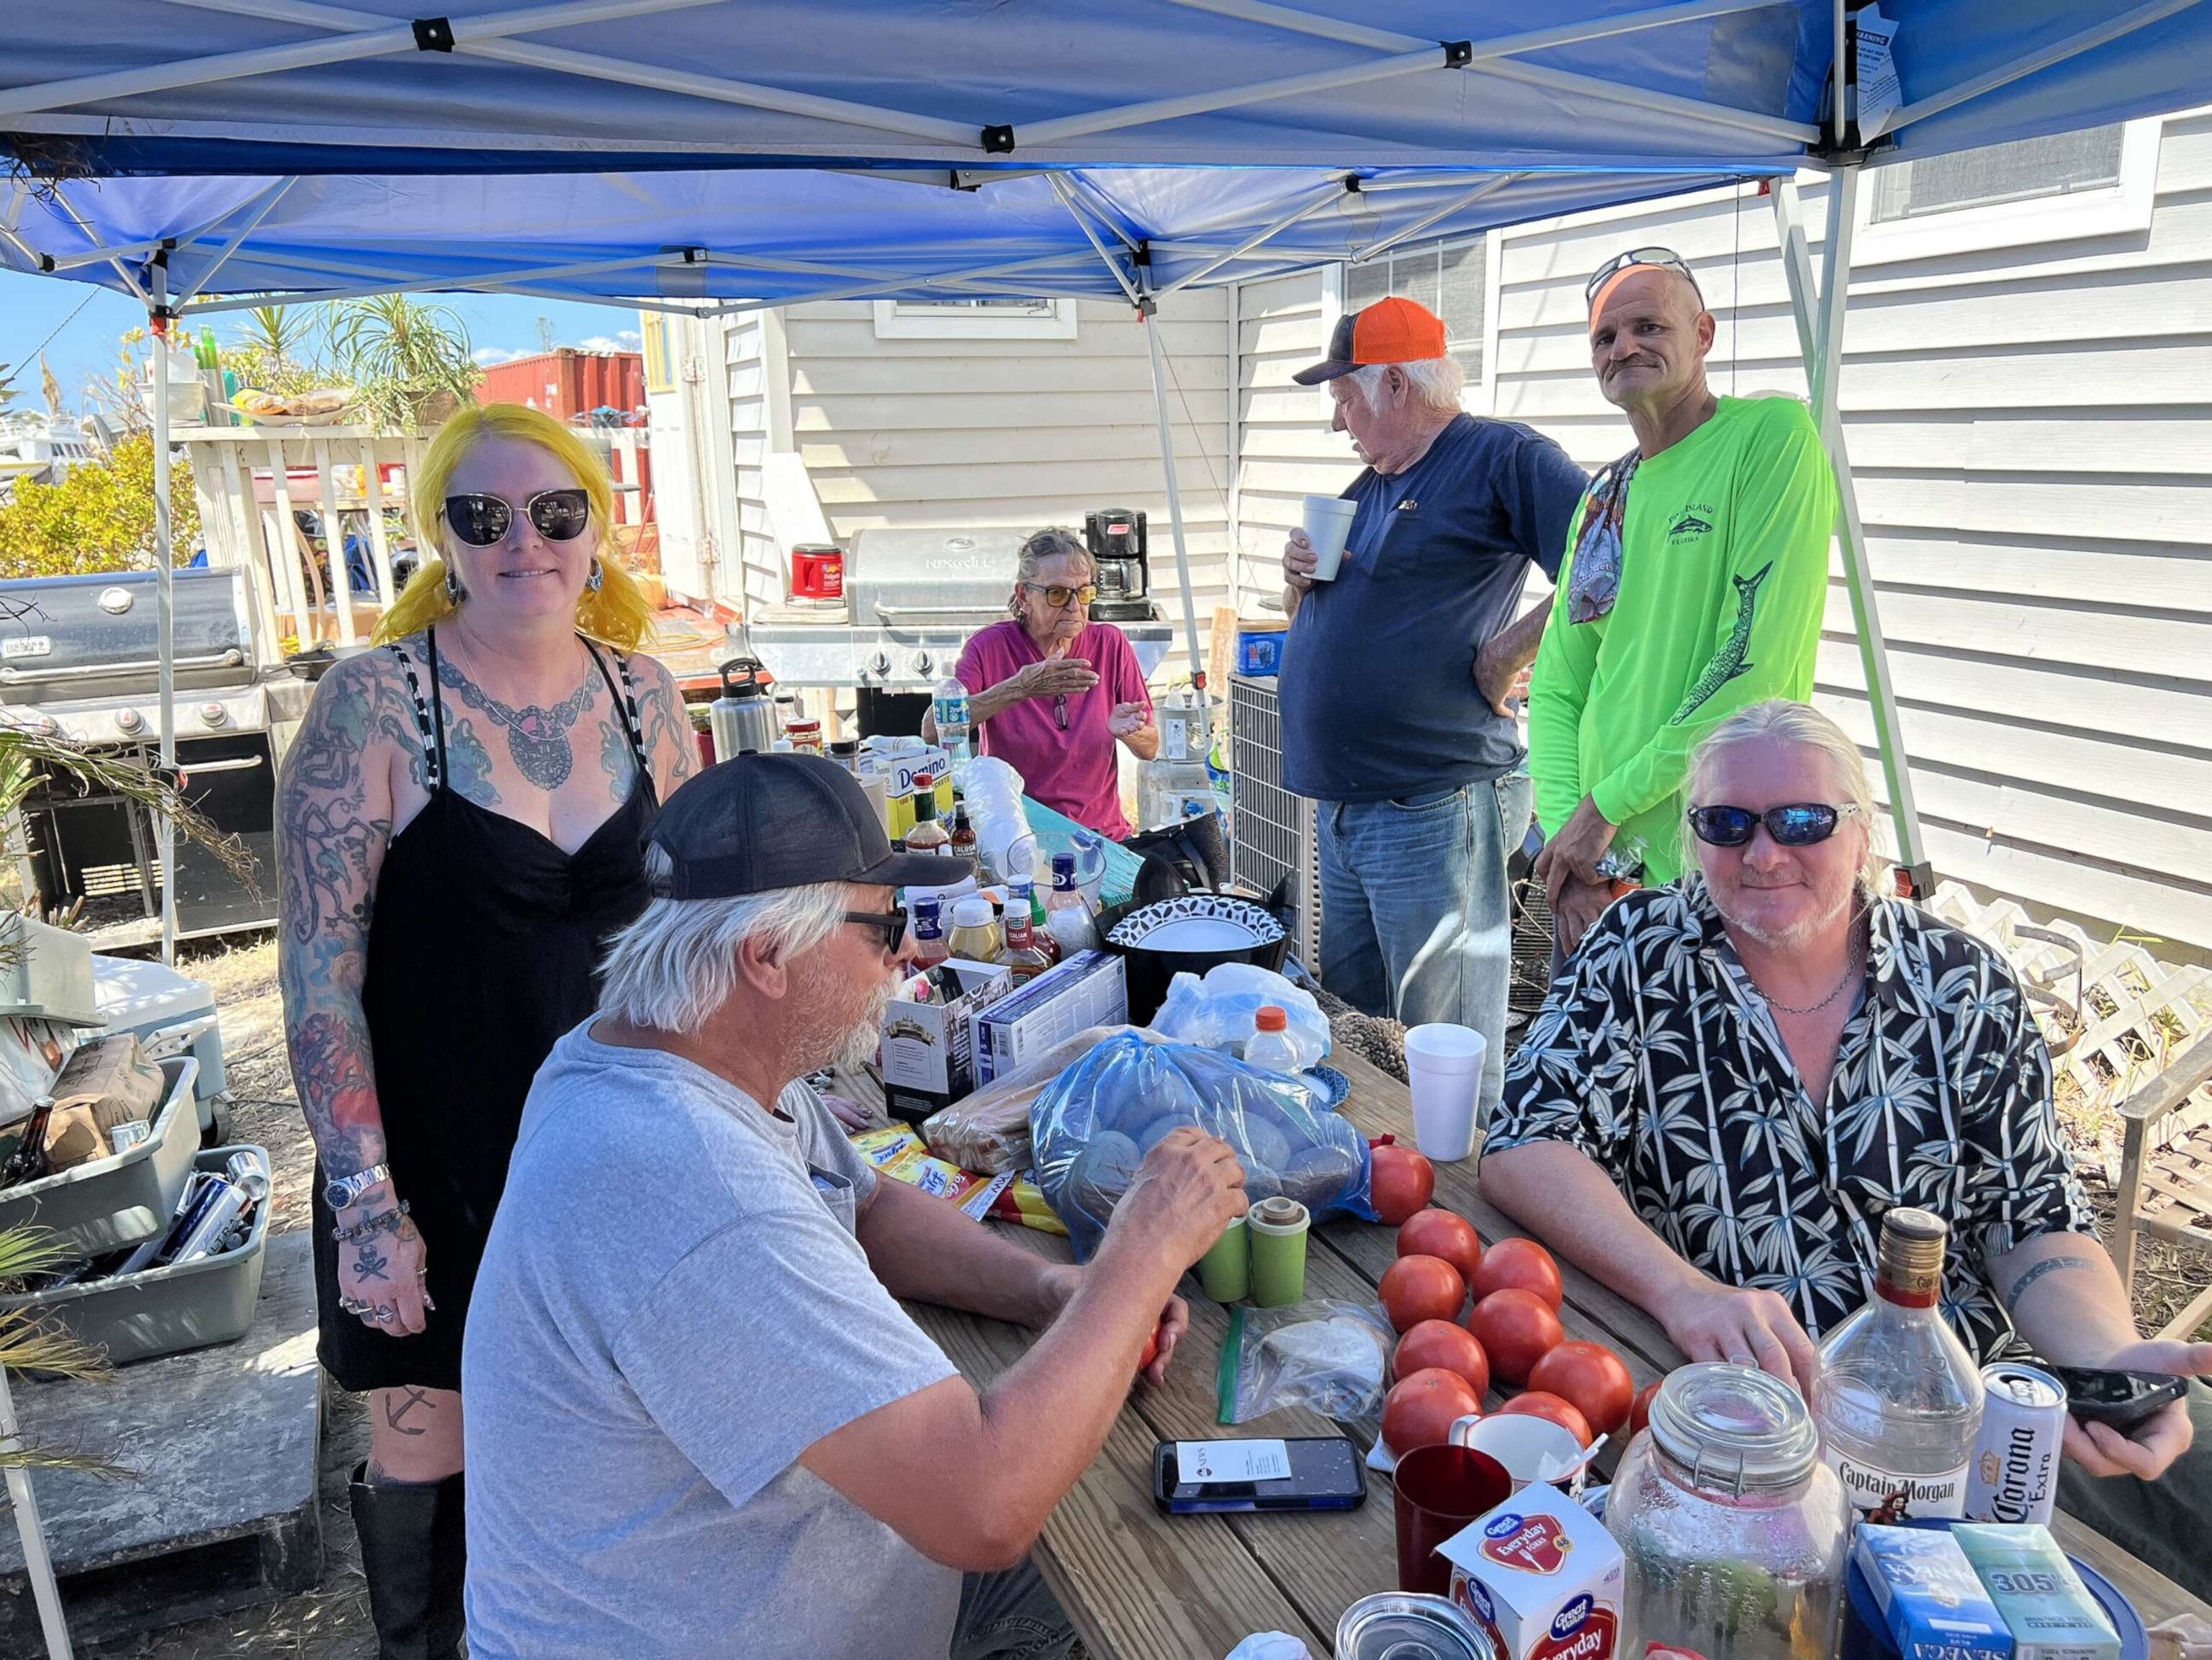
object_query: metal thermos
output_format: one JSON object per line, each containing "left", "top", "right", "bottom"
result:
{"left": 709, "top": 659, "right": 780, "bottom": 760}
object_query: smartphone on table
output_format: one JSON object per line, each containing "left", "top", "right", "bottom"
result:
{"left": 1151, "top": 1435, "right": 1367, "bottom": 1515}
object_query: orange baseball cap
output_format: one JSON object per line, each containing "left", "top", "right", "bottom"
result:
{"left": 1292, "top": 296, "right": 1449, "bottom": 384}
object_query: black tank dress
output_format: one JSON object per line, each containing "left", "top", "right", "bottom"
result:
{"left": 313, "top": 626, "right": 657, "bottom": 1392}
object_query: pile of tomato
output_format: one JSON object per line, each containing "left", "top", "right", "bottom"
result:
{"left": 1367, "top": 1140, "right": 1658, "bottom": 1460}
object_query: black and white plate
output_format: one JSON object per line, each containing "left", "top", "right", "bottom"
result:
{"left": 1106, "top": 895, "right": 1285, "bottom": 954}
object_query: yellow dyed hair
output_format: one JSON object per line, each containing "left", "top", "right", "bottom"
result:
{"left": 372, "top": 402, "right": 655, "bottom": 653}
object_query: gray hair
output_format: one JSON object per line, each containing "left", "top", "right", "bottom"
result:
{"left": 1346, "top": 355, "right": 1465, "bottom": 415}
{"left": 597, "top": 849, "right": 850, "bottom": 1030}
{"left": 1016, "top": 526, "right": 1096, "bottom": 587}
{"left": 1687, "top": 699, "right": 1885, "bottom": 899}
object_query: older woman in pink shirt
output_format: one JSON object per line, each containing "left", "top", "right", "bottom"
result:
{"left": 925, "top": 527, "right": 1157, "bottom": 838}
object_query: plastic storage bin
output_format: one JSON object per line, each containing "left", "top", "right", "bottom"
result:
{"left": 0, "top": 1057, "right": 200, "bottom": 1258}
{"left": 0, "top": 1142, "right": 271, "bottom": 1366}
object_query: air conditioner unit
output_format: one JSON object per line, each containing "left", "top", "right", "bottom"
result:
{"left": 1227, "top": 673, "right": 1321, "bottom": 971}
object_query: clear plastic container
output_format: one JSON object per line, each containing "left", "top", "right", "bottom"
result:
{"left": 1604, "top": 1363, "right": 1849, "bottom": 1660}
{"left": 946, "top": 895, "right": 1003, "bottom": 963}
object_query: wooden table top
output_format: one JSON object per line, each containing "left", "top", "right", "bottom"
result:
{"left": 889, "top": 1048, "right": 2211, "bottom": 1660}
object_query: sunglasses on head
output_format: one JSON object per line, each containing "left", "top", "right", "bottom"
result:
{"left": 1689, "top": 802, "right": 1859, "bottom": 849}
{"left": 841, "top": 906, "right": 909, "bottom": 954}
{"left": 1023, "top": 582, "right": 1096, "bottom": 610}
{"left": 441, "top": 488, "right": 593, "bottom": 547}
{"left": 1585, "top": 245, "right": 1701, "bottom": 306}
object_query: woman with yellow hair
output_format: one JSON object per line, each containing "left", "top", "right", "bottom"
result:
{"left": 275, "top": 402, "right": 696, "bottom": 1657}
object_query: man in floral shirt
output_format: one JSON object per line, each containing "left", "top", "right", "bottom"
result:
{"left": 1484, "top": 700, "right": 2211, "bottom": 1598}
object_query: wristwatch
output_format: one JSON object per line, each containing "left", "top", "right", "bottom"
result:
{"left": 323, "top": 1163, "right": 392, "bottom": 1211}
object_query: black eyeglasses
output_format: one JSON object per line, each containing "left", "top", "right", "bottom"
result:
{"left": 1689, "top": 803, "right": 1860, "bottom": 849}
{"left": 1022, "top": 582, "right": 1097, "bottom": 610}
{"left": 1053, "top": 694, "right": 1069, "bottom": 731}
{"left": 441, "top": 488, "right": 593, "bottom": 547}
{"left": 841, "top": 906, "right": 909, "bottom": 954}
{"left": 1585, "top": 245, "right": 1702, "bottom": 306}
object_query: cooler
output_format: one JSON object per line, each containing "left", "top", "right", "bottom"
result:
{"left": 93, "top": 956, "right": 226, "bottom": 1135}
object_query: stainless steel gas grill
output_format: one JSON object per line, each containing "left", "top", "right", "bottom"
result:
{"left": 747, "top": 528, "right": 1175, "bottom": 723}
{"left": 0, "top": 569, "right": 297, "bottom": 945}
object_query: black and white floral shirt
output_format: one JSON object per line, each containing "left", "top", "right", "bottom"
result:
{"left": 1493, "top": 878, "right": 2088, "bottom": 1363}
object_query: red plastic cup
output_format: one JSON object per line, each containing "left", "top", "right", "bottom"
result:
{"left": 1392, "top": 1443, "right": 1512, "bottom": 1597}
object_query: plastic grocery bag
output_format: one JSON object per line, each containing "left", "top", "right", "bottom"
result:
{"left": 1216, "top": 1299, "right": 1395, "bottom": 1427}
{"left": 1150, "top": 963, "right": 1331, "bottom": 1070}
{"left": 1030, "top": 1032, "right": 1374, "bottom": 1260}
{"left": 922, "top": 1024, "right": 1161, "bottom": 1173}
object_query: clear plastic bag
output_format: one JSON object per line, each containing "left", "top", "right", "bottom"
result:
{"left": 1031, "top": 1032, "right": 1374, "bottom": 1260}
{"left": 1216, "top": 1299, "right": 1395, "bottom": 1426}
{"left": 1149, "top": 963, "right": 1331, "bottom": 1071}
{"left": 922, "top": 1024, "right": 1160, "bottom": 1173}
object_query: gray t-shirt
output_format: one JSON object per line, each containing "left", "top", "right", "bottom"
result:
{"left": 462, "top": 1023, "right": 962, "bottom": 1659}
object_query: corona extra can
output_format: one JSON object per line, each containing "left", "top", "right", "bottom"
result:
{"left": 1964, "top": 1362, "right": 2066, "bottom": 1525}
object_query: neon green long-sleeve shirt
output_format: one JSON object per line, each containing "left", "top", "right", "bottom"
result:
{"left": 1528, "top": 394, "right": 1836, "bottom": 883}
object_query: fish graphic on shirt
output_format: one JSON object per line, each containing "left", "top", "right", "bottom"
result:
{"left": 1669, "top": 561, "right": 1772, "bottom": 724}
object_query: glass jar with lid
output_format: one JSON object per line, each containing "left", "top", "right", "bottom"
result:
{"left": 1603, "top": 1363, "right": 1848, "bottom": 1660}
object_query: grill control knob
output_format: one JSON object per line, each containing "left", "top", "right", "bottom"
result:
{"left": 866, "top": 652, "right": 891, "bottom": 679}
{"left": 199, "top": 702, "right": 228, "bottom": 728}
{"left": 21, "top": 713, "right": 56, "bottom": 737}
{"left": 911, "top": 651, "right": 934, "bottom": 677}
{"left": 114, "top": 708, "right": 145, "bottom": 735}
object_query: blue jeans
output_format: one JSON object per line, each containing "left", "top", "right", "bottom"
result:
{"left": 950, "top": 1559, "right": 1077, "bottom": 1660}
{"left": 1318, "top": 772, "right": 1532, "bottom": 1124}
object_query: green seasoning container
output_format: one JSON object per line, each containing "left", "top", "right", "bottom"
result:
{"left": 1197, "top": 1214, "right": 1249, "bottom": 1303}
{"left": 1247, "top": 1196, "right": 1310, "bottom": 1307}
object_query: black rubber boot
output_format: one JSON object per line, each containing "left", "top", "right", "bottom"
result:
{"left": 350, "top": 1462, "right": 467, "bottom": 1660}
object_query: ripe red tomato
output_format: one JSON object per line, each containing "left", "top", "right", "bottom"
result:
{"left": 1381, "top": 1367, "right": 1483, "bottom": 1457}
{"left": 1368, "top": 1136, "right": 1436, "bottom": 1225}
{"left": 1468, "top": 1237, "right": 1564, "bottom": 1311}
{"left": 1499, "top": 1390, "right": 1592, "bottom": 1445}
{"left": 1629, "top": 1379, "right": 1661, "bottom": 1438}
{"left": 1380, "top": 1254, "right": 1467, "bottom": 1333}
{"left": 1393, "top": 1319, "right": 1491, "bottom": 1397}
{"left": 1527, "top": 1341, "right": 1635, "bottom": 1438}
{"left": 1466, "top": 1289, "right": 1565, "bottom": 1386}
{"left": 1397, "top": 1209, "right": 1483, "bottom": 1284}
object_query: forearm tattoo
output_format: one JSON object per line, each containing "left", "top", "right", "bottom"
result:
{"left": 2003, "top": 1252, "right": 2097, "bottom": 1309}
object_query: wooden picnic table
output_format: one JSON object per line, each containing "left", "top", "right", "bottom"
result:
{"left": 883, "top": 1048, "right": 2212, "bottom": 1659}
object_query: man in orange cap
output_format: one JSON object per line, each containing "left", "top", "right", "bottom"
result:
{"left": 1277, "top": 295, "right": 1586, "bottom": 1124}
{"left": 1527, "top": 247, "right": 1835, "bottom": 957}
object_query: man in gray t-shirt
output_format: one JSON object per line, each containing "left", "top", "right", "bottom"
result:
{"left": 463, "top": 754, "right": 1247, "bottom": 1659}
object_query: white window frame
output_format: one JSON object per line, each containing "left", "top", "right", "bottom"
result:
{"left": 1852, "top": 117, "right": 2161, "bottom": 266}
{"left": 871, "top": 297, "right": 1079, "bottom": 340}
{"left": 1338, "top": 233, "right": 1492, "bottom": 415}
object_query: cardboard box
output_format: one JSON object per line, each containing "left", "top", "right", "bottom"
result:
{"left": 1442, "top": 1490, "right": 1624, "bottom": 1660}
{"left": 1954, "top": 1524, "right": 2116, "bottom": 1660}
{"left": 878, "top": 960, "right": 1012, "bottom": 1124}
{"left": 971, "top": 951, "right": 1128, "bottom": 1086}
{"left": 1854, "top": 1525, "right": 2013, "bottom": 1660}
{"left": 42, "top": 1032, "right": 164, "bottom": 1170}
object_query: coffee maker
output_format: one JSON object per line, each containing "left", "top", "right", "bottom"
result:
{"left": 1084, "top": 508, "right": 1156, "bottom": 622}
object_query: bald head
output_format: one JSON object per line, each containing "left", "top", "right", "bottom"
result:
{"left": 1588, "top": 264, "right": 1714, "bottom": 418}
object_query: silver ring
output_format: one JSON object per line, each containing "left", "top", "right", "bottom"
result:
{"left": 374, "top": 1307, "right": 395, "bottom": 1323}
{"left": 1726, "top": 1353, "right": 1755, "bottom": 1367}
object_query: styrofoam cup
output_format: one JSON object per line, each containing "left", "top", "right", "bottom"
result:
{"left": 1405, "top": 1024, "right": 1484, "bottom": 1161}
{"left": 1405, "top": 1023, "right": 1486, "bottom": 1075}
{"left": 1449, "top": 1412, "right": 1587, "bottom": 1494}
{"left": 1302, "top": 495, "right": 1358, "bottom": 580}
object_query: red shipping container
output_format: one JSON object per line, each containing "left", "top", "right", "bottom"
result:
{"left": 475, "top": 349, "right": 644, "bottom": 422}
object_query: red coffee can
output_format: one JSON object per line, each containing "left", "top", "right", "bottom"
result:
{"left": 791, "top": 544, "right": 845, "bottom": 600}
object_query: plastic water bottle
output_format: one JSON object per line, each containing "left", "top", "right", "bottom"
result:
{"left": 932, "top": 677, "right": 972, "bottom": 763}
{"left": 1243, "top": 1006, "right": 1300, "bottom": 1075}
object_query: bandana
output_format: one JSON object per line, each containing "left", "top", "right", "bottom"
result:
{"left": 1565, "top": 448, "right": 1640, "bottom": 624}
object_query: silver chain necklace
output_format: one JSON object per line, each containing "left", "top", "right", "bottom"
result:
{"left": 1757, "top": 919, "right": 1866, "bottom": 1016}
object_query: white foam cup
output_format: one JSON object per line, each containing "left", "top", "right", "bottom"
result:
{"left": 1404, "top": 1024, "right": 1485, "bottom": 1162}
{"left": 1302, "top": 495, "right": 1359, "bottom": 580}
{"left": 1449, "top": 1413, "right": 1587, "bottom": 1494}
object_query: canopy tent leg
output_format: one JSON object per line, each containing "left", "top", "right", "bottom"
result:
{"left": 151, "top": 269, "right": 179, "bottom": 965}
{"left": 1141, "top": 306, "right": 1208, "bottom": 706}
{"left": 1, "top": 1307, "right": 75, "bottom": 1657}
{"left": 1771, "top": 173, "right": 1933, "bottom": 898}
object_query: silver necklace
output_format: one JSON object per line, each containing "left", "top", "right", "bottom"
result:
{"left": 1757, "top": 922, "right": 1865, "bottom": 1016}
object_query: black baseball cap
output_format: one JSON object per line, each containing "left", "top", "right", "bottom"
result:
{"left": 647, "top": 752, "right": 973, "bottom": 899}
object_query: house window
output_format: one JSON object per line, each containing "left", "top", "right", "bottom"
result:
{"left": 640, "top": 311, "right": 675, "bottom": 394}
{"left": 1871, "top": 125, "right": 2125, "bottom": 222}
{"left": 871, "top": 297, "right": 1079, "bottom": 340}
{"left": 1342, "top": 235, "right": 1485, "bottom": 387}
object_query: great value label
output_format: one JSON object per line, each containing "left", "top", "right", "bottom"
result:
{"left": 1442, "top": 1493, "right": 1623, "bottom": 1660}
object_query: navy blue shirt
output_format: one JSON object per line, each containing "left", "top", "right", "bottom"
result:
{"left": 1280, "top": 414, "right": 1587, "bottom": 801}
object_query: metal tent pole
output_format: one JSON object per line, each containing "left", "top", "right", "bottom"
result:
{"left": 0, "top": 1338, "right": 73, "bottom": 1655}
{"left": 1771, "top": 173, "right": 1933, "bottom": 897}
{"left": 151, "top": 268, "right": 179, "bottom": 965}
{"left": 1141, "top": 303, "right": 1208, "bottom": 703}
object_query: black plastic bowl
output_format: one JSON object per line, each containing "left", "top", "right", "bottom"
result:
{"left": 1104, "top": 896, "right": 1289, "bottom": 1024}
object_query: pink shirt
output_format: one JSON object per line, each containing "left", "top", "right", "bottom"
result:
{"left": 956, "top": 621, "right": 1150, "bottom": 839}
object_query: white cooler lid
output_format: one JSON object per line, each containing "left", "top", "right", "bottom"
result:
{"left": 93, "top": 955, "right": 217, "bottom": 1029}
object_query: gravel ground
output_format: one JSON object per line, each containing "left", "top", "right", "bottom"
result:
{"left": 71, "top": 937, "right": 2212, "bottom": 1656}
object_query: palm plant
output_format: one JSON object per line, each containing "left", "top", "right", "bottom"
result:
{"left": 325, "top": 294, "right": 477, "bottom": 430}
{"left": 223, "top": 305, "right": 326, "bottom": 400}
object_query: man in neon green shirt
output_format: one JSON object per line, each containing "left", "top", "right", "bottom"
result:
{"left": 1528, "top": 248, "right": 1836, "bottom": 953}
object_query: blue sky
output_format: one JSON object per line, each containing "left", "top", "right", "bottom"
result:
{"left": 0, "top": 269, "right": 639, "bottom": 414}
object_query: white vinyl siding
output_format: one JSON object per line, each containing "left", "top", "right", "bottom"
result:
{"left": 723, "top": 312, "right": 780, "bottom": 612}
{"left": 1232, "top": 269, "right": 1345, "bottom": 609}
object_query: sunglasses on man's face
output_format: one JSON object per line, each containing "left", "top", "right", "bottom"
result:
{"left": 1689, "top": 802, "right": 1859, "bottom": 849}
{"left": 1585, "top": 245, "right": 1701, "bottom": 306}
{"left": 441, "top": 488, "right": 593, "bottom": 547}
{"left": 1023, "top": 582, "right": 1097, "bottom": 610}
{"left": 842, "top": 906, "right": 909, "bottom": 954}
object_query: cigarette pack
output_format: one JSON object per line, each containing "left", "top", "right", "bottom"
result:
{"left": 1953, "top": 1525, "right": 2119, "bottom": 1660}
{"left": 1854, "top": 1525, "right": 2013, "bottom": 1660}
